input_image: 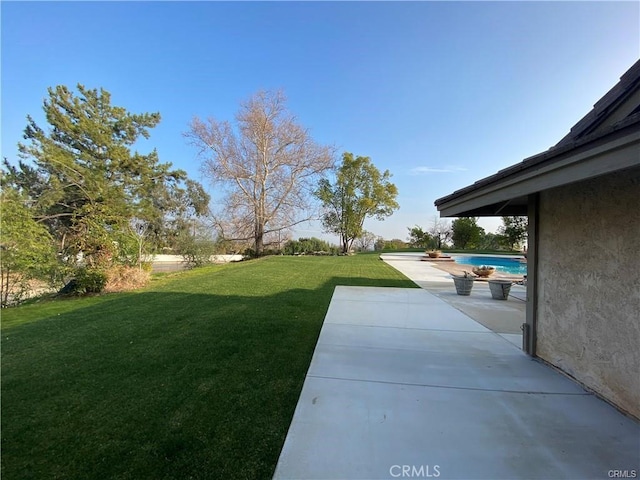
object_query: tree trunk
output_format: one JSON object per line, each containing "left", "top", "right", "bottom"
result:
{"left": 341, "top": 233, "right": 349, "bottom": 254}
{"left": 255, "top": 235, "right": 264, "bottom": 256}
{"left": 255, "top": 221, "right": 264, "bottom": 256}
{"left": 1, "top": 268, "right": 8, "bottom": 307}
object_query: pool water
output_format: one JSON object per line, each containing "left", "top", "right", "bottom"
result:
{"left": 453, "top": 255, "right": 527, "bottom": 275}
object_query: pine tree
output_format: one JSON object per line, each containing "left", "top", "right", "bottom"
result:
{"left": 7, "top": 84, "right": 209, "bottom": 266}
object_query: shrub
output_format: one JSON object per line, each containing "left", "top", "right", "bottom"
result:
{"left": 77, "top": 267, "right": 108, "bottom": 293}
{"left": 283, "top": 237, "right": 333, "bottom": 255}
{"left": 382, "top": 239, "right": 407, "bottom": 250}
{"left": 1, "top": 187, "right": 60, "bottom": 307}
{"left": 59, "top": 267, "right": 108, "bottom": 296}
{"left": 179, "top": 236, "right": 217, "bottom": 268}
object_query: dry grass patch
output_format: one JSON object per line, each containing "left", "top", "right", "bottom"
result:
{"left": 104, "top": 265, "right": 150, "bottom": 293}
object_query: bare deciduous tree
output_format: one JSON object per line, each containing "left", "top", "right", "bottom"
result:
{"left": 185, "top": 90, "right": 335, "bottom": 255}
{"left": 429, "top": 215, "right": 452, "bottom": 249}
{"left": 129, "top": 218, "right": 148, "bottom": 271}
{"left": 354, "top": 230, "right": 377, "bottom": 252}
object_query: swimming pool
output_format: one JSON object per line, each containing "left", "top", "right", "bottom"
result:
{"left": 453, "top": 255, "right": 527, "bottom": 275}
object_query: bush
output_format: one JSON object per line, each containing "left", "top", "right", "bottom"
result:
{"left": 77, "top": 267, "right": 108, "bottom": 293}
{"left": 283, "top": 237, "right": 333, "bottom": 255}
{"left": 179, "top": 236, "right": 217, "bottom": 268}
{"left": 59, "top": 267, "right": 107, "bottom": 296}
{"left": 382, "top": 239, "right": 407, "bottom": 250}
{"left": 1, "top": 187, "right": 60, "bottom": 307}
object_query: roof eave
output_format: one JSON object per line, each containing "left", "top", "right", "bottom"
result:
{"left": 435, "top": 123, "right": 640, "bottom": 217}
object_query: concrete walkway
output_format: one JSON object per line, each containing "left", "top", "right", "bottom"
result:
{"left": 274, "top": 283, "right": 639, "bottom": 478}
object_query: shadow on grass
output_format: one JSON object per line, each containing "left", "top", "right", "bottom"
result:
{"left": 1, "top": 275, "right": 416, "bottom": 480}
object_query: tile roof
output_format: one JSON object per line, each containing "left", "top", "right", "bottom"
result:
{"left": 435, "top": 59, "right": 640, "bottom": 208}
{"left": 555, "top": 59, "right": 640, "bottom": 147}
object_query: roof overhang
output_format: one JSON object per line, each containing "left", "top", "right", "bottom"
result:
{"left": 435, "top": 121, "right": 640, "bottom": 218}
{"left": 436, "top": 59, "right": 640, "bottom": 218}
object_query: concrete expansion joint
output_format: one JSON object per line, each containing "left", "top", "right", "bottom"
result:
{"left": 325, "top": 323, "right": 496, "bottom": 334}
{"left": 337, "top": 299, "right": 410, "bottom": 305}
{"left": 307, "top": 374, "right": 593, "bottom": 396}
{"left": 319, "top": 341, "right": 496, "bottom": 353}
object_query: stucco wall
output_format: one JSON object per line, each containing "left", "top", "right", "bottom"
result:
{"left": 537, "top": 167, "right": 640, "bottom": 418}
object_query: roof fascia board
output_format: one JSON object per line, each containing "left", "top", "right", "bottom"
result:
{"left": 442, "top": 204, "right": 528, "bottom": 217}
{"left": 438, "top": 130, "right": 640, "bottom": 217}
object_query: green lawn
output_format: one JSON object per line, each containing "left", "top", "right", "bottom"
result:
{"left": 1, "top": 254, "right": 416, "bottom": 480}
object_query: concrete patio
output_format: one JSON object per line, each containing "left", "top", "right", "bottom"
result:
{"left": 273, "top": 258, "right": 639, "bottom": 479}
{"left": 381, "top": 253, "right": 527, "bottom": 347}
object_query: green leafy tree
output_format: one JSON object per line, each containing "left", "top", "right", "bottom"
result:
{"left": 407, "top": 225, "right": 434, "bottom": 249}
{"left": 498, "top": 216, "right": 528, "bottom": 250}
{"left": 144, "top": 178, "right": 211, "bottom": 252}
{"left": 7, "top": 84, "right": 209, "bottom": 269}
{"left": 0, "top": 185, "right": 58, "bottom": 306}
{"left": 480, "top": 232, "right": 503, "bottom": 251}
{"left": 316, "top": 153, "right": 399, "bottom": 254}
{"left": 383, "top": 239, "right": 407, "bottom": 250}
{"left": 451, "top": 217, "right": 485, "bottom": 249}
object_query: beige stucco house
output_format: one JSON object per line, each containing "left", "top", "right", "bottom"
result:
{"left": 435, "top": 60, "right": 640, "bottom": 419}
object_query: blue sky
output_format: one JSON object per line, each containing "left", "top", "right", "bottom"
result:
{"left": 2, "top": 1, "right": 639, "bottom": 243}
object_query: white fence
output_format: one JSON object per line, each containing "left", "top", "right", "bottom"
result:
{"left": 142, "top": 254, "right": 244, "bottom": 272}
{"left": 144, "top": 254, "right": 244, "bottom": 264}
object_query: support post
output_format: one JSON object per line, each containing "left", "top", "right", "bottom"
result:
{"left": 524, "top": 193, "right": 539, "bottom": 356}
